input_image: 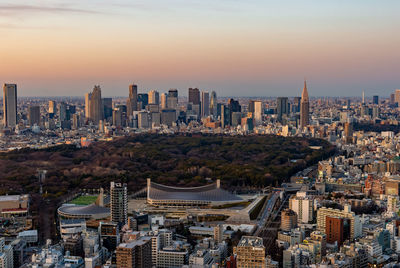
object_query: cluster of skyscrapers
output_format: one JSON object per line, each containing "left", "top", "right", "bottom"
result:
{"left": 2, "top": 81, "right": 314, "bottom": 134}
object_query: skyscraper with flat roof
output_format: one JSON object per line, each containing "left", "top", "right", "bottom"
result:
{"left": 253, "top": 101, "right": 263, "bottom": 126}
{"left": 300, "top": 80, "right": 310, "bottom": 128}
{"left": 102, "top": 98, "right": 113, "bottom": 120}
{"left": 373, "top": 95, "right": 379, "bottom": 105}
{"left": 127, "top": 84, "right": 138, "bottom": 115}
{"left": 167, "top": 89, "right": 178, "bottom": 109}
{"left": 161, "top": 93, "right": 168, "bottom": 109}
{"left": 3, "top": 83, "right": 17, "bottom": 128}
{"left": 88, "top": 85, "right": 103, "bottom": 124}
{"left": 28, "top": 106, "right": 40, "bottom": 126}
{"left": 85, "top": 92, "right": 91, "bottom": 119}
{"left": 48, "top": 100, "right": 56, "bottom": 115}
{"left": 201, "top": 91, "right": 210, "bottom": 118}
{"left": 395, "top": 90, "right": 400, "bottom": 106}
{"left": 188, "top": 88, "right": 200, "bottom": 105}
{"left": 277, "top": 97, "right": 289, "bottom": 122}
{"left": 148, "top": 90, "right": 159, "bottom": 105}
{"left": 210, "top": 91, "right": 217, "bottom": 117}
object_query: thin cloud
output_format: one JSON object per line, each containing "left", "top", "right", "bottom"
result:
{"left": 0, "top": 23, "right": 55, "bottom": 30}
{"left": 0, "top": 4, "right": 103, "bottom": 16}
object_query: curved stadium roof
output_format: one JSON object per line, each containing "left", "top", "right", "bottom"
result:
{"left": 148, "top": 181, "right": 242, "bottom": 202}
{"left": 58, "top": 204, "right": 109, "bottom": 219}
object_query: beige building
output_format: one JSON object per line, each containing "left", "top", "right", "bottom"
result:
{"left": 253, "top": 101, "right": 263, "bottom": 126}
{"left": 233, "top": 236, "right": 265, "bottom": 268}
{"left": 157, "top": 247, "right": 188, "bottom": 268}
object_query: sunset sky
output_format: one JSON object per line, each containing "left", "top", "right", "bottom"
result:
{"left": 0, "top": 0, "right": 400, "bottom": 97}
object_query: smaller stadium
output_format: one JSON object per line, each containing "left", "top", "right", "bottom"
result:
{"left": 146, "top": 179, "right": 242, "bottom": 208}
{"left": 57, "top": 190, "right": 109, "bottom": 220}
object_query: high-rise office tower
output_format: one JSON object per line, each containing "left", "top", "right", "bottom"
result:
{"left": 373, "top": 95, "right": 379, "bottom": 105}
{"left": 110, "top": 182, "right": 128, "bottom": 226}
{"left": 85, "top": 92, "right": 91, "bottom": 119}
{"left": 112, "top": 108, "right": 123, "bottom": 127}
{"left": 390, "top": 93, "right": 395, "bottom": 106}
{"left": 228, "top": 98, "right": 241, "bottom": 113}
{"left": 293, "top": 97, "right": 301, "bottom": 113}
{"left": 394, "top": 90, "right": 400, "bottom": 106}
{"left": 48, "top": 100, "right": 57, "bottom": 115}
{"left": 248, "top": 100, "right": 255, "bottom": 114}
{"left": 362, "top": 90, "right": 365, "bottom": 104}
{"left": 102, "top": 98, "right": 113, "bottom": 120}
{"left": 201, "top": 91, "right": 210, "bottom": 117}
{"left": 89, "top": 85, "right": 103, "bottom": 124}
{"left": 167, "top": 89, "right": 178, "bottom": 109}
{"left": 161, "top": 93, "right": 168, "bottom": 109}
{"left": 188, "top": 88, "right": 200, "bottom": 105}
{"left": 277, "top": 97, "right": 289, "bottom": 121}
{"left": 59, "top": 102, "right": 71, "bottom": 129}
{"left": 300, "top": 80, "right": 310, "bottom": 128}
{"left": 72, "top": 114, "right": 80, "bottom": 129}
{"left": 210, "top": 91, "right": 217, "bottom": 116}
{"left": 59, "top": 102, "right": 69, "bottom": 121}
{"left": 253, "top": 101, "right": 263, "bottom": 126}
{"left": 128, "top": 84, "right": 138, "bottom": 112}
{"left": 137, "top": 93, "right": 149, "bottom": 110}
{"left": 161, "top": 110, "right": 176, "bottom": 127}
{"left": 148, "top": 90, "right": 159, "bottom": 105}
{"left": 28, "top": 106, "right": 40, "bottom": 126}
{"left": 3, "top": 84, "right": 17, "bottom": 128}
{"left": 221, "top": 105, "right": 231, "bottom": 128}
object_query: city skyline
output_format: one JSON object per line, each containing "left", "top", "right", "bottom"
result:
{"left": 0, "top": 81, "right": 398, "bottom": 99}
{"left": 0, "top": 0, "right": 400, "bottom": 96}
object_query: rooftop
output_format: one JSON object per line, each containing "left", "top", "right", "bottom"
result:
{"left": 237, "top": 236, "right": 264, "bottom": 248}
{"left": 58, "top": 204, "right": 109, "bottom": 216}
{"left": 148, "top": 180, "right": 242, "bottom": 202}
{"left": 0, "top": 195, "right": 28, "bottom": 202}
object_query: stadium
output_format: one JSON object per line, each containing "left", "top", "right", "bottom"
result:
{"left": 58, "top": 203, "right": 110, "bottom": 220}
{"left": 57, "top": 190, "right": 109, "bottom": 220}
{"left": 146, "top": 178, "right": 242, "bottom": 207}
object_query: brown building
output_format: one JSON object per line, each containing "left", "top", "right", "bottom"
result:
{"left": 281, "top": 209, "right": 297, "bottom": 232}
{"left": 116, "top": 242, "right": 135, "bottom": 267}
{"left": 344, "top": 122, "right": 353, "bottom": 144}
{"left": 325, "top": 216, "right": 350, "bottom": 247}
{"left": 385, "top": 180, "right": 400, "bottom": 196}
{"left": 116, "top": 237, "right": 152, "bottom": 268}
{"left": 188, "top": 88, "right": 200, "bottom": 105}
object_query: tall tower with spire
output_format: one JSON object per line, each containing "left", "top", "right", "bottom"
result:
{"left": 300, "top": 80, "right": 310, "bottom": 129}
